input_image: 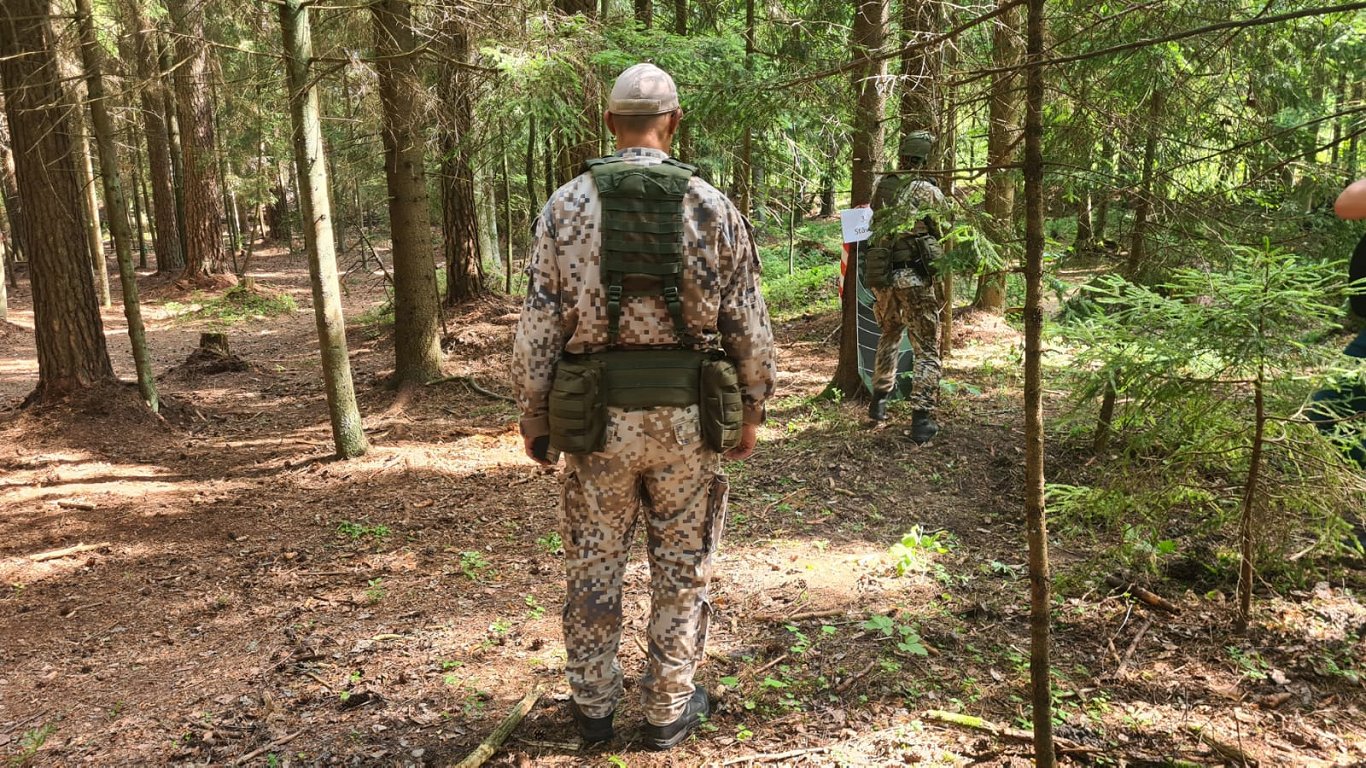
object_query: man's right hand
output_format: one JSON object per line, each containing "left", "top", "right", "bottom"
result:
{"left": 525, "top": 434, "right": 557, "bottom": 466}
{"left": 725, "top": 423, "right": 758, "bottom": 461}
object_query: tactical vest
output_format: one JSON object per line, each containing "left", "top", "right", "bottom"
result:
{"left": 586, "top": 155, "right": 698, "bottom": 346}
{"left": 546, "top": 156, "right": 742, "bottom": 454}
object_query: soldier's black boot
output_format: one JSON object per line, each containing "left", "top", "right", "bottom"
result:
{"left": 868, "top": 390, "right": 893, "bottom": 422}
{"left": 641, "top": 687, "right": 711, "bottom": 751}
{"left": 910, "top": 409, "right": 939, "bottom": 443}
{"left": 570, "top": 702, "right": 614, "bottom": 744}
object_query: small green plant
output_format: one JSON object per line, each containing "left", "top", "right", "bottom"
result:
{"left": 365, "top": 578, "right": 385, "bottom": 604}
{"left": 460, "top": 551, "right": 492, "bottom": 581}
{"left": 735, "top": 723, "right": 754, "bottom": 741}
{"left": 889, "top": 526, "right": 956, "bottom": 577}
{"left": 862, "top": 613, "right": 928, "bottom": 656}
{"left": 524, "top": 594, "right": 545, "bottom": 620}
{"left": 784, "top": 624, "right": 811, "bottom": 655}
{"left": 606, "top": 756, "right": 629, "bottom": 768}
{"left": 10, "top": 723, "right": 56, "bottom": 764}
{"left": 336, "top": 521, "right": 391, "bottom": 541}
{"left": 1226, "top": 645, "right": 1269, "bottom": 680}
{"left": 536, "top": 532, "right": 563, "bottom": 555}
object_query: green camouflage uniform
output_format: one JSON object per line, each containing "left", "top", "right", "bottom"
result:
{"left": 512, "top": 147, "right": 776, "bottom": 726}
{"left": 869, "top": 173, "right": 946, "bottom": 409}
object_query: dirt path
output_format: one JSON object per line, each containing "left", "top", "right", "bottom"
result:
{"left": 1, "top": 248, "right": 1363, "bottom": 766}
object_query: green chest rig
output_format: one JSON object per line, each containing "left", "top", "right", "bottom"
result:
{"left": 586, "top": 155, "right": 697, "bottom": 347}
{"left": 547, "top": 155, "right": 743, "bottom": 454}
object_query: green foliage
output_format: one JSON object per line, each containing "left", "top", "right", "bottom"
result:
{"left": 460, "top": 551, "right": 492, "bottom": 581}
{"left": 163, "top": 285, "right": 297, "bottom": 327}
{"left": 8, "top": 723, "right": 55, "bottom": 765}
{"left": 1055, "top": 241, "right": 1366, "bottom": 583}
{"left": 535, "top": 531, "right": 563, "bottom": 555}
{"left": 364, "top": 578, "right": 385, "bottom": 604}
{"left": 888, "top": 525, "right": 956, "bottom": 578}
{"left": 336, "top": 521, "right": 391, "bottom": 542}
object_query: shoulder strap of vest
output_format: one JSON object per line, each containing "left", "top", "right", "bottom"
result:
{"left": 588, "top": 160, "right": 696, "bottom": 348}
{"left": 582, "top": 155, "right": 626, "bottom": 175}
{"left": 661, "top": 157, "right": 698, "bottom": 175}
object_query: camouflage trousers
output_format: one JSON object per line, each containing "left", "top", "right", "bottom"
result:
{"left": 560, "top": 404, "right": 727, "bottom": 726}
{"left": 872, "top": 281, "right": 941, "bottom": 411}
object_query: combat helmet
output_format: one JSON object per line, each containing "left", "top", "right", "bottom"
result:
{"left": 897, "top": 130, "right": 935, "bottom": 169}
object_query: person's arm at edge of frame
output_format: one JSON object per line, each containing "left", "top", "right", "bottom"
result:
{"left": 512, "top": 204, "right": 567, "bottom": 466}
{"left": 717, "top": 207, "right": 778, "bottom": 461}
{"left": 1336, "top": 179, "right": 1366, "bottom": 220}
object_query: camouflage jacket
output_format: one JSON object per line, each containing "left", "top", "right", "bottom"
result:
{"left": 512, "top": 147, "right": 777, "bottom": 440}
{"left": 871, "top": 174, "right": 945, "bottom": 237}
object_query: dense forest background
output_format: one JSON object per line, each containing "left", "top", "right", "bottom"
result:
{"left": 1, "top": 0, "right": 1365, "bottom": 765}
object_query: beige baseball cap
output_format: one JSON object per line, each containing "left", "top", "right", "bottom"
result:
{"left": 607, "top": 63, "right": 680, "bottom": 115}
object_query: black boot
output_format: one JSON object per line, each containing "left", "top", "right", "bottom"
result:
{"left": 910, "top": 409, "right": 939, "bottom": 443}
{"left": 641, "top": 687, "right": 711, "bottom": 751}
{"left": 868, "top": 389, "right": 892, "bottom": 422}
{"left": 570, "top": 702, "right": 615, "bottom": 744}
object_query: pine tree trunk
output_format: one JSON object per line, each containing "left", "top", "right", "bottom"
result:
{"left": 1093, "top": 138, "right": 1112, "bottom": 242}
{"left": 374, "top": 0, "right": 442, "bottom": 387}
{"left": 74, "top": 114, "right": 111, "bottom": 307}
{"left": 973, "top": 0, "right": 1022, "bottom": 313}
{"left": 1022, "top": 0, "right": 1054, "bottom": 761}
{"left": 735, "top": 0, "right": 755, "bottom": 217}
{"left": 130, "top": 136, "right": 149, "bottom": 270}
{"left": 0, "top": 0, "right": 115, "bottom": 401}
{"left": 76, "top": 0, "right": 158, "bottom": 411}
{"left": 1236, "top": 376, "right": 1265, "bottom": 634}
{"left": 159, "top": 36, "right": 188, "bottom": 273}
{"left": 829, "top": 0, "right": 888, "bottom": 399}
{"left": 897, "top": 0, "right": 939, "bottom": 137}
{"left": 1126, "top": 89, "right": 1163, "bottom": 283}
{"left": 1074, "top": 189, "right": 1092, "bottom": 252}
{"left": 280, "top": 0, "right": 368, "bottom": 459}
{"left": 0, "top": 101, "right": 27, "bottom": 263}
{"left": 166, "top": 0, "right": 225, "bottom": 280}
{"left": 554, "top": 0, "right": 599, "bottom": 180}
{"left": 439, "top": 9, "right": 485, "bottom": 307}
{"left": 634, "top": 0, "right": 652, "bottom": 27}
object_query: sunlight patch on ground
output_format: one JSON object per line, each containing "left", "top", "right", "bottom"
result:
{"left": 0, "top": 541, "right": 157, "bottom": 587}
{"left": 0, "top": 459, "right": 192, "bottom": 507}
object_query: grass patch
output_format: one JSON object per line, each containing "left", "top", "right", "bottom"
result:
{"left": 163, "top": 284, "right": 297, "bottom": 327}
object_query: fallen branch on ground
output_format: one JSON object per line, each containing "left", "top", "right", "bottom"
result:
{"left": 1184, "top": 723, "right": 1259, "bottom": 767}
{"left": 718, "top": 745, "right": 832, "bottom": 765}
{"left": 426, "top": 375, "right": 516, "bottom": 403}
{"left": 30, "top": 542, "right": 110, "bottom": 562}
{"left": 453, "top": 686, "right": 543, "bottom": 768}
{"left": 923, "top": 710, "right": 1092, "bottom": 755}
{"left": 56, "top": 500, "right": 97, "bottom": 511}
{"left": 1105, "top": 574, "right": 1180, "bottom": 613}
{"left": 235, "top": 730, "right": 303, "bottom": 766}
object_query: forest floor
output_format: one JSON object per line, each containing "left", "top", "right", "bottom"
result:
{"left": 1, "top": 239, "right": 1364, "bottom": 767}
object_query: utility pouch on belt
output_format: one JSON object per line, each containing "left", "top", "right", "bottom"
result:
{"left": 863, "top": 240, "right": 893, "bottom": 289}
{"left": 548, "top": 357, "right": 607, "bottom": 455}
{"left": 700, "top": 355, "right": 743, "bottom": 452}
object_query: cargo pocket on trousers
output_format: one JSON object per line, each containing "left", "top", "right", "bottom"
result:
{"left": 698, "top": 474, "right": 727, "bottom": 662}
{"left": 702, "top": 473, "right": 729, "bottom": 554}
{"left": 559, "top": 470, "right": 584, "bottom": 554}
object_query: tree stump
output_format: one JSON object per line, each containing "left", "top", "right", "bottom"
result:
{"left": 184, "top": 332, "right": 248, "bottom": 373}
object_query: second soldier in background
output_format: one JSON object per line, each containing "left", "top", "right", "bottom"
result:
{"left": 863, "top": 131, "right": 947, "bottom": 441}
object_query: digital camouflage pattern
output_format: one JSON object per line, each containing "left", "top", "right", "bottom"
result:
{"left": 872, "top": 283, "right": 941, "bottom": 407}
{"left": 513, "top": 147, "right": 776, "bottom": 440}
{"left": 560, "top": 405, "right": 725, "bottom": 725}
{"left": 869, "top": 174, "right": 946, "bottom": 407}
{"left": 511, "top": 146, "right": 776, "bottom": 726}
